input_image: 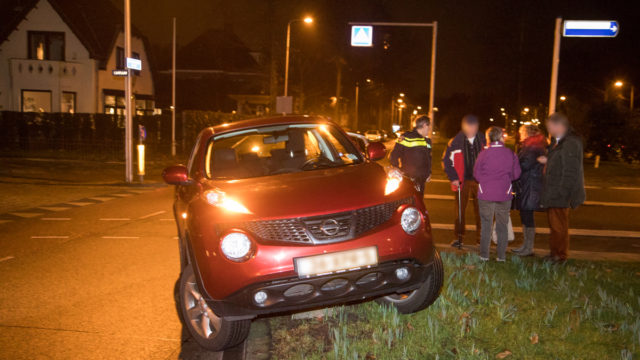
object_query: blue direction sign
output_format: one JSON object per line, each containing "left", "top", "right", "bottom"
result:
{"left": 351, "top": 25, "right": 373, "bottom": 47}
{"left": 563, "top": 20, "right": 619, "bottom": 38}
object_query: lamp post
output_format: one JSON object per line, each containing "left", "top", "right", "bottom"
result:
{"left": 284, "top": 16, "right": 313, "bottom": 97}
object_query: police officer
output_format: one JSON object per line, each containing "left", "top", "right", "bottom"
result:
{"left": 389, "top": 115, "right": 432, "bottom": 196}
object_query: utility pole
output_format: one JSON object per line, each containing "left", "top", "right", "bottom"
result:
{"left": 354, "top": 83, "right": 359, "bottom": 130}
{"left": 631, "top": 86, "right": 635, "bottom": 111}
{"left": 335, "top": 59, "right": 342, "bottom": 123}
{"left": 171, "top": 17, "right": 176, "bottom": 157}
{"left": 548, "top": 17, "right": 562, "bottom": 116}
{"left": 124, "top": 0, "right": 133, "bottom": 183}
{"left": 428, "top": 21, "right": 437, "bottom": 128}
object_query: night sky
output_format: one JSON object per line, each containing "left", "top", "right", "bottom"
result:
{"left": 115, "top": 0, "right": 639, "bottom": 117}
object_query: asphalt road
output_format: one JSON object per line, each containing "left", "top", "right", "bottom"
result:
{"left": 0, "top": 145, "right": 639, "bottom": 359}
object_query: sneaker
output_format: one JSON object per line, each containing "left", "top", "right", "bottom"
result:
{"left": 479, "top": 256, "right": 489, "bottom": 261}
{"left": 450, "top": 240, "right": 463, "bottom": 249}
{"left": 496, "top": 258, "right": 506, "bottom": 262}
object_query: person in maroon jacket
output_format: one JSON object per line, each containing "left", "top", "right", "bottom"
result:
{"left": 473, "top": 126, "right": 521, "bottom": 261}
{"left": 442, "top": 115, "right": 486, "bottom": 248}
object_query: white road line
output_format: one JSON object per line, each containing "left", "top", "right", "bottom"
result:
{"left": 38, "top": 206, "right": 71, "bottom": 212}
{"left": 583, "top": 200, "right": 640, "bottom": 208}
{"left": 31, "top": 236, "right": 69, "bottom": 239}
{"left": 138, "top": 210, "right": 166, "bottom": 219}
{"left": 611, "top": 186, "right": 640, "bottom": 191}
{"left": 160, "top": 218, "right": 174, "bottom": 221}
{"left": 429, "top": 223, "right": 640, "bottom": 238}
{"left": 584, "top": 185, "right": 601, "bottom": 189}
{"left": 111, "top": 193, "right": 133, "bottom": 197}
{"left": 424, "top": 195, "right": 640, "bottom": 208}
{"left": 41, "top": 218, "right": 71, "bottom": 221}
{"left": 67, "top": 202, "right": 94, "bottom": 207}
{"left": 89, "top": 197, "right": 115, "bottom": 202}
{"left": 99, "top": 218, "right": 131, "bottom": 221}
{"left": 101, "top": 236, "right": 139, "bottom": 239}
{"left": 0, "top": 256, "right": 15, "bottom": 263}
{"left": 9, "top": 212, "right": 44, "bottom": 218}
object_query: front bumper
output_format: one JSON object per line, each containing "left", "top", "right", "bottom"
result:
{"left": 207, "top": 256, "right": 435, "bottom": 320}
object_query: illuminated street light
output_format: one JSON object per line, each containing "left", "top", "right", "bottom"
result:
{"left": 416, "top": 106, "right": 422, "bottom": 110}
{"left": 397, "top": 98, "right": 403, "bottom": 103}
{"left": 432, "top": 107, "right": 439, "bottom": 112}
{"left": 614, "top": 80, "right": 624, "bottom": 88}
{"left": 399, "top": 93, "right": 405, "bottom": 97}
{"left": 501, "top": 112, "right": 506, "bottom": 116}
{"left": 365, "top": 78, "right": 372, "bottom": 83}
{"left": 284, "top": 16, "right": 314, "bottom": 97}
{"left": 500, "top": 107, "right": 505, "bottom": 112}
{"left": 559, "top": 95, "right": 566, "bottom": 101}
{"left": 412, "top": 110, "right": 418, "bottom": 115}
{"left": 489, "top": 118, "right": 494, "bottom": 122}
{"left": 523, "top": 107, "right": 530, "bottom": 113}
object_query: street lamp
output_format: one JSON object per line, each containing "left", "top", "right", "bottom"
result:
{"left": 559, "top": 95, "right": 566, "bottom": 101}
{"left": 614, "top": 80, "right": 623, "bottom": 88}
{"left": 284, "top": 16, "right": 313, "bottom": 97}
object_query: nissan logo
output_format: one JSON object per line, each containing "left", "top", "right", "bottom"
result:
{"left": 319, "top": 219, "right": 340, "bottom": 236}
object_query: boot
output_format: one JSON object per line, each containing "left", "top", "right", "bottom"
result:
{"left": 517, "top": 227, "right": 536, "bottom": 257}
{"left": 511, "top": 226, "right": 528, "bottom": 254}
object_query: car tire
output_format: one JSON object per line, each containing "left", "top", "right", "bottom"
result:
{"left": 377, "top": 250, "right": 444, "bottom": 314}
{"left": 178, "top": 265, "right": 251, "bottom": 351}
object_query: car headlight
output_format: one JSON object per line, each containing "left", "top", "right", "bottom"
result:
{"left": 204, "top": 189, "right": 252, "bottom": 214}
{"left": 385, "top": 168, "right": 403, "bottom": 195}
{"left": 401, "top": 207, "right": 422, "bottom": 234}
{"left": 220, "top": 232, "right": 252, "bottom": 261}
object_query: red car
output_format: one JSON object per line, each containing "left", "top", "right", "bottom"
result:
{"left": 163, "top": 116, "right": 443, "bottom": 351}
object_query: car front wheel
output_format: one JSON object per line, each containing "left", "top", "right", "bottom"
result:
{"left": 178, "top": 265, "right": 251, "bottom": 351}
{"left": 378, "top": 250, "right": 444, "bottom": 314}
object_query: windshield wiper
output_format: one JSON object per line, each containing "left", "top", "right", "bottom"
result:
{"left": 301, "top": 157, "right": 343, "bottom": 171}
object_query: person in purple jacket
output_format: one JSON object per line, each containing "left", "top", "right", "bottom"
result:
{"left": 473, "top": 127, "right": 522, "bottom": 261}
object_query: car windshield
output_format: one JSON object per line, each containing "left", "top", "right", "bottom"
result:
{"left": 205, "top": 123, "right": 364, "bottom": 180}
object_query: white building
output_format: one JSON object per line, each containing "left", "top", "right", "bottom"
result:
{"left": 0, "top": 0, "right": 154, "bottom": 115}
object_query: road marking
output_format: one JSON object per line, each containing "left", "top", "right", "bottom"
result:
{"left": 0, "top": 256, "right": 15, "bottom": 263}
{"left": 160, "top": 218, "right": 174, "bottom": 221}
{"left": 41, "top": 218, "right": 71, "bottom": 221}
{"left": 430, "top": 223, "right": 640, "bottom": 238}
{"left": 138, "top": 210, "right": 166, "bottom": 219}
{"left": 111, "top": 193, "right": 133, "bottom": 197}
{"left": 89, "top": 197, "right": 115, "bottom": 202}
{"left": 424, "top": 195, "right": 640, "bottom": 208}
{"left": 67, "top": 202, "right": 94, "bottom": 207}
{"left": 9, "top": 212, "right": 44, "bottom": 218}
{"left": 30, "top": 236, "right": 69, "bottom": 239}
{"left": 584, "top": 185, "right": 601, "bottom": 189}
{"left": 38, "top": 206, "right": 71, "bottom": 212}
{"left": 101, "top": 236, "right": 139, "bottom": 239}
{"left": 583, "top": 200, "right": 640, "bottom": 208}
{"left": 99, "top": 218, "right": 130, "bottom": 221}
{"left": 611, "top": 186, "right": 640, "bottom": 191}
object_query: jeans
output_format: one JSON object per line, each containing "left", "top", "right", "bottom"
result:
{"left": 479, "top": 199, "right": 512, "bottom": 260}
{"left": 519, "top": 209, "right": 535, "bottom": 228}
{"left": 455, "top": 180, "right": 481, "bottom": 242}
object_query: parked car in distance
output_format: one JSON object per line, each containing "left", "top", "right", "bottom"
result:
{"left": 347, "top": 131, "right": 369, "bottom": 155}
{"left": 365, "top": 129, "right": 383, "bottom": 142}
{"left": 163, "top": 116, "right": 443, "bottom": 351}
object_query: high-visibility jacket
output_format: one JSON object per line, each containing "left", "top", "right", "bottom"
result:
{"left": 389, "top": 129, "right": 432, "bottom": 180}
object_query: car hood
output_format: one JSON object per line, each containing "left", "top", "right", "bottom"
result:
{"left": 206, "top": 162, "right": 413, "bottom": 219}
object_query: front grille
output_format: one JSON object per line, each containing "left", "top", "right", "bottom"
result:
{"left": 221, "top": 197, "right": 413, "bottom": 244}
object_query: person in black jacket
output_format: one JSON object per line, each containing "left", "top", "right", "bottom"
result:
{"left": 389, "top": 115, "right": 432, "bottom": 197}
{"left": 512, "top": 125, "right": 547, "bottom": 257}
{"left": 538, "top": 113, "right": 586, "bottom": 263}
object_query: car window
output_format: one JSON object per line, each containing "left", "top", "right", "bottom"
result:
{"left": 204, "top": 124, "right": 363, "bottom": 180}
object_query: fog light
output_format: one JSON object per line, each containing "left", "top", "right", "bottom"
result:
{"left": 395, "top": 267, "right": 410, "bottom": 281}
{"left": 254, "top": 290, "right": 268, "bottom": 304}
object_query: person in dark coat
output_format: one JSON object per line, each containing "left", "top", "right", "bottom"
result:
{"left": 512, "top": 125, "right": 547, "bottom": 256}
{"left": 442, "top": 115, "right": 486, "bottom": 248}
{"left": 538, "top": 113, "right": 586, "bottom": 263}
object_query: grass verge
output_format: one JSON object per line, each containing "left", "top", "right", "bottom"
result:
{"left": 269, "top": 252, "right": 640, "bottom": 359}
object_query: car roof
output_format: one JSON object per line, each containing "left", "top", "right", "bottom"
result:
{"left": 210, "top": 115, "right": 330, "bottom": 135}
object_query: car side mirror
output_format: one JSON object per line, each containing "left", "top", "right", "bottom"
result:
{"left": 367, "top": 142, "right": 387, "bottom": 161}
{"left": 162, "top": 165, "right": 190, "bottom": 185}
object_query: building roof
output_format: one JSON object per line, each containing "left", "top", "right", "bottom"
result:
{"left": 0, "top": 0, "right": 148, "bottom": 69}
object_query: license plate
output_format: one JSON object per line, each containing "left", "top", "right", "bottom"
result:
{"left": 294, "top": 246, "right": 378, "bottom": 278}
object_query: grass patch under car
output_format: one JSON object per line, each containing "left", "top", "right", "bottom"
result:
{"left": 269, "top": 252, "right": 640, "bottom": 359}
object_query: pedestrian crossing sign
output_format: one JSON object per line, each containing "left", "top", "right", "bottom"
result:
{"left": 351, "top": 25, "right": 373, "bottom": 47}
